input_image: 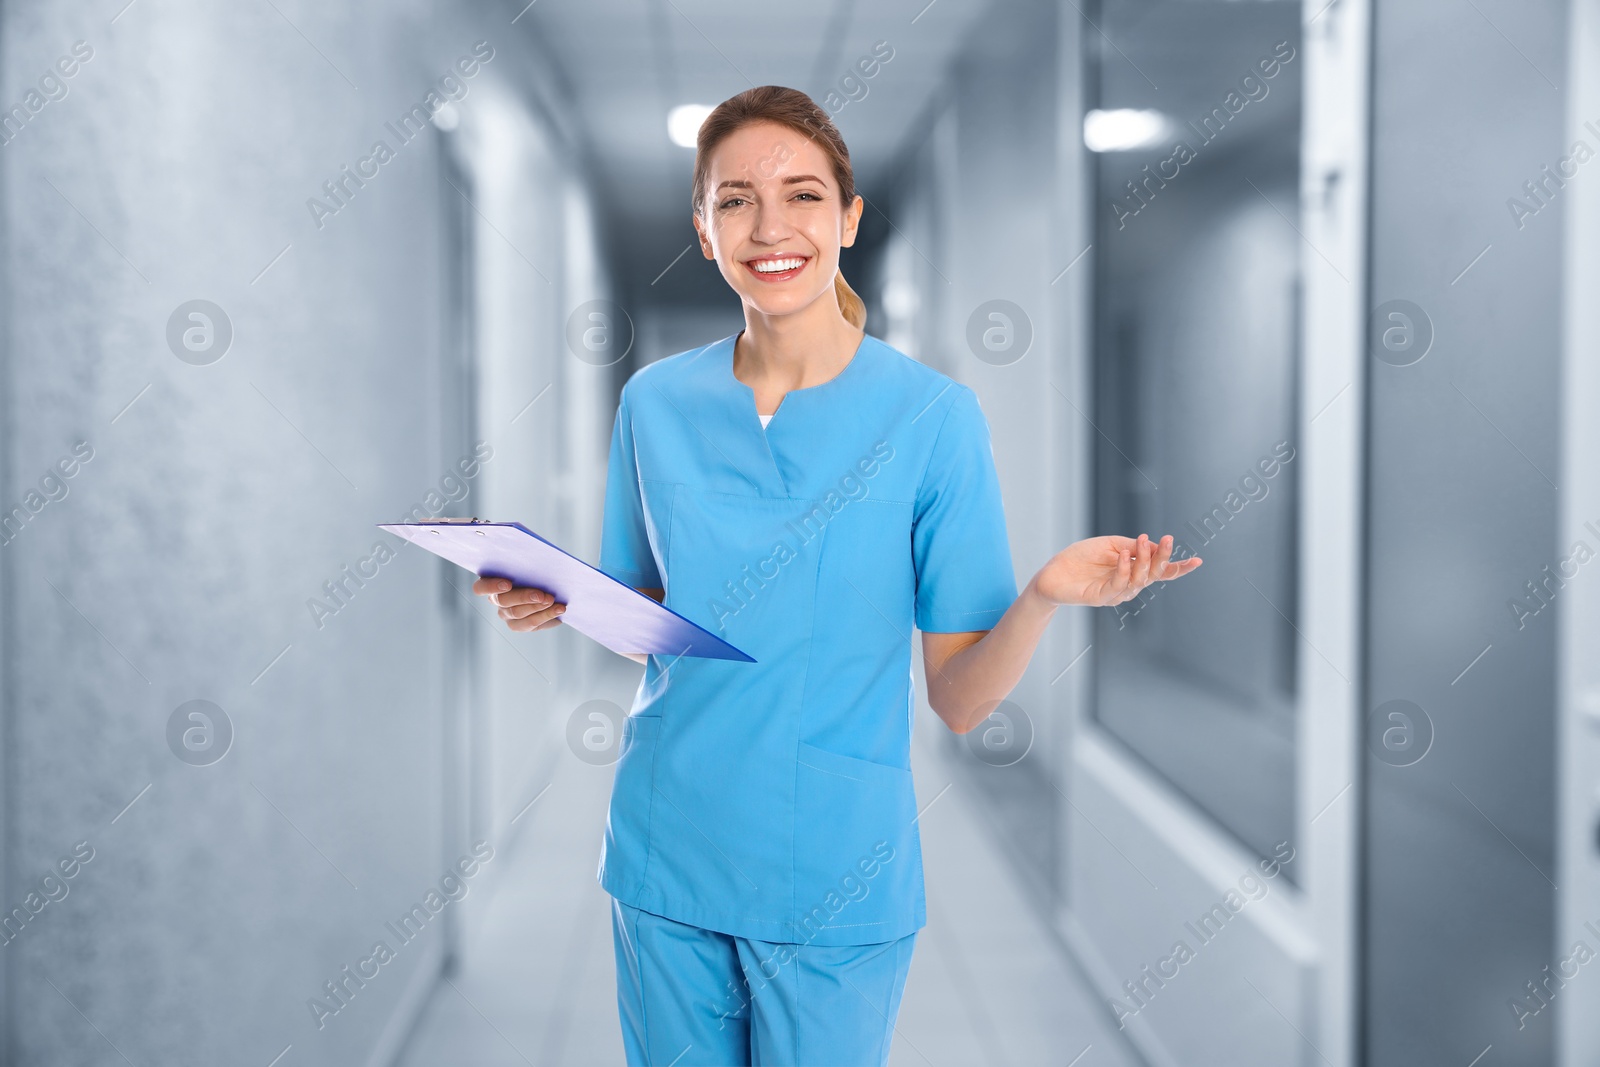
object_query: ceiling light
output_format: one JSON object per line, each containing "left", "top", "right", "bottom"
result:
{"left": 668, "top": 104, "right": 713, "bottom": 148}
{"left": 1083, "top": 108, "right": 1177, "bottom": 152}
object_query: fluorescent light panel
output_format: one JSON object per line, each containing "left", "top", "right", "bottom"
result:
{"left": 1083, "top": 108, "right": 1177, "bottom": 152}
{"left": 668, "top": 104, "right": 713, "bottom": 148}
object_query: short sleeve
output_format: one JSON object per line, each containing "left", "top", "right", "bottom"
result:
{"left": 912, "top": 386, "right": 1018, "bottom": 632}
{"left": 599, "top": 387, "right": 663, "bottom": 589}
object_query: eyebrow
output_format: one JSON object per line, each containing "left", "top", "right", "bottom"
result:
{"left": 715, "top": 174, "right": 828, "bottom": 192}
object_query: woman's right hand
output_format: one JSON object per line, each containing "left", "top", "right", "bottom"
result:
{"left": 472, "top": 577, "right": 567, "bottom": 633}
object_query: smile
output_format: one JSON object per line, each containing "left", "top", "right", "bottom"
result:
{"left": 742, "top": 255, "right": 810, "bottom": 282}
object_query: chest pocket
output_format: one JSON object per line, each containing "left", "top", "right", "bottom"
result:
{"left": 666, "top": 488, "right": 829, "bottom": 662}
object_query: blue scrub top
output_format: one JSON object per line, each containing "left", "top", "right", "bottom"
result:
{"left": 597, "top": 331, "right": 1017, "bottom": 947}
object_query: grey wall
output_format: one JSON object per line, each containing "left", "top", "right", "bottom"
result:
{"left": 1364, "top": 0, "right": 1568, "bottom": 1062}
{"left": 0, "top": 2, "right": 614, "bottom": 1064}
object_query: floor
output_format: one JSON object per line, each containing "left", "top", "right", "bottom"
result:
{"left": 395, "top": 679, "right": 1144, "bottom": 1067}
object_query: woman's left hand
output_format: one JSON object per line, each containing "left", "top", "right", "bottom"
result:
{"left": 1031, "top": 533, "right": 1202, "bottom": 608}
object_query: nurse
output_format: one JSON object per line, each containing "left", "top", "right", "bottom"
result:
{"left": 475, "top": 85, "right": 1202, "bottom": 1066}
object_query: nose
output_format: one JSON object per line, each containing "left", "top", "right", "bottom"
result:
{"left": 751, "top": 197, "right": 794, "bottom": 245}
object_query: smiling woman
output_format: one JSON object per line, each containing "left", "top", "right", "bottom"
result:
{"left": 474, "top": 82, "right": 1200, "bottom": 1067}
{"left": 689, "top": 88, "right": 868, "bottom": 342}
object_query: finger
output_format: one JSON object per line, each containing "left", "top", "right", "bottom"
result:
{"left": 1106, "top": 545, "right": 1132, "bottom": 604}
{"left": 473, "top": 577, "right": 513, "bottom": 597}
{"left": 495, "top": 586, "right": 555, "bottom": 609}
{"left": 499, "top": 600, "right": 552, "bottom": 621}
{"left": 1106, "top": 534, "right": 1138, "bottom": 556}
{"left": 507, "top": 603, "right": 566, "bottom": 631}
{"left": 1151, "top": 536, "right": 1181, "bottom": 579}
{"left": 501, "top": 599, "right": 565, "bottom": 621}
{"left": 1153, "top": 534, "right": 1174, "bottom": 571}
{"left": 1159, "top": 556, "right": 1202, "bottom": 580}
{"left": 1132, "top": 535, "right": 1168, "bottom": 595}
{"left": 1130, "top": 534, "right": 1153, "bottom": 588}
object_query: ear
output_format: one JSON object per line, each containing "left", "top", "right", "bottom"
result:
{"left": 840, "top": 194, "right": 864, "bottom": 249}
{"left": 692, "top": 212, "right": 715, "bottom": 259}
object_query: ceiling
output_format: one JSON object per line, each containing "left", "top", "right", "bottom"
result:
{"left": 510, "top": 0, "right": 998, "bottom": 301}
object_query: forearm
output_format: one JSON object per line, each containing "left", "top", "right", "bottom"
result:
{"left": 926, "top": 573, "right": 1061, "bottom": 734}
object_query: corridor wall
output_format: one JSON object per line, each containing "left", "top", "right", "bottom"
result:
{"left": 0, "top": 3, "right": 615, "bottom": 1064}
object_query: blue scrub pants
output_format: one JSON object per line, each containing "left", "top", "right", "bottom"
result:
{"left": 610, "top": 898, "right": 917, "bottom": 1066}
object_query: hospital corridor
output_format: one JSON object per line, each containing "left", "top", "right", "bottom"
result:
{"left": 1, "top": 0, "right": 1598, "bottom": 1065}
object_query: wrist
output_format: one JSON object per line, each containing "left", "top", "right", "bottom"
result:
{"left": 1022, "top": 572, "right": 1068, "bottom": 614}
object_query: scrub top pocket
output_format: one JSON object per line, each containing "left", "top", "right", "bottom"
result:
{"left": 601, "top": 714, "right": 661, "bottom": 898}
{"left": 792, "top": 742, "right": 922, "bottom": 943}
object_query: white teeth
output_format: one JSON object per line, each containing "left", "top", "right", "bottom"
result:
{"left": 751, "top": 257, "right": 805, "bottom": 273}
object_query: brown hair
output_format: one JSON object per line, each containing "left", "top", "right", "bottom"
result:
{"left": 692, "top": 86, "right": 866, "bottom": 330}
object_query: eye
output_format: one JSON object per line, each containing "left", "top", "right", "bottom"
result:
{"left": 793, "top": 191, "right": 822, "bottom": 201}
{"left": 718, "top": 196, "right": 748, "bottom": 209}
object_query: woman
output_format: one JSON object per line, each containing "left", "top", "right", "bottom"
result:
{"left": 475, "top": 85, "right": 1202, "bottom": 1067}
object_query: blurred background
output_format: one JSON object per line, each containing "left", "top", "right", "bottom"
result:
{"left": 2, "top": 0, "right": 1598, "bottom": 1064}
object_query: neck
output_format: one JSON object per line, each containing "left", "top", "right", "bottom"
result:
{"left": 734, "top": 290, "right": 864, "bottom": 391}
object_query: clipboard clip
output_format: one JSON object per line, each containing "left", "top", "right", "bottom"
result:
{"left": 426, "top": 516, "right": 485, "bottom": 524}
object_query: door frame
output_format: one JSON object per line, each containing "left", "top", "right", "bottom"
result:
{"left": 435, "top": 132, "right": 484, "bottom": 973}
{"left": 1557, "top": 2, "right": 1600, "bottom": 1063}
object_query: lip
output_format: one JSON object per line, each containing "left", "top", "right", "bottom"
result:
{"left": 741, "top": 254, "right": 811, "bottom": 283}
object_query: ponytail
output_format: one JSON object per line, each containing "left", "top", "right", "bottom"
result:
{"left": 834, "top": 270, "right": 866, "bottom": 330}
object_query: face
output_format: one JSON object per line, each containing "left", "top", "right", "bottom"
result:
{"left": 694, "top": 120, "right": 864, "bottom": 321}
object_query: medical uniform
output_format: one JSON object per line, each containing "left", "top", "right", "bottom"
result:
{"left": 598, "top": 331, "right": 1017, "bottom": 1066}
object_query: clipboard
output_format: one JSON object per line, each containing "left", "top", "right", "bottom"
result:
{"left": 378, "top": 518, "right": 755, "bottom": 662}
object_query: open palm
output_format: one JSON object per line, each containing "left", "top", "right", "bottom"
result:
{"left": 1033, "top": 533, "right": 1202, "bottom": 608}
